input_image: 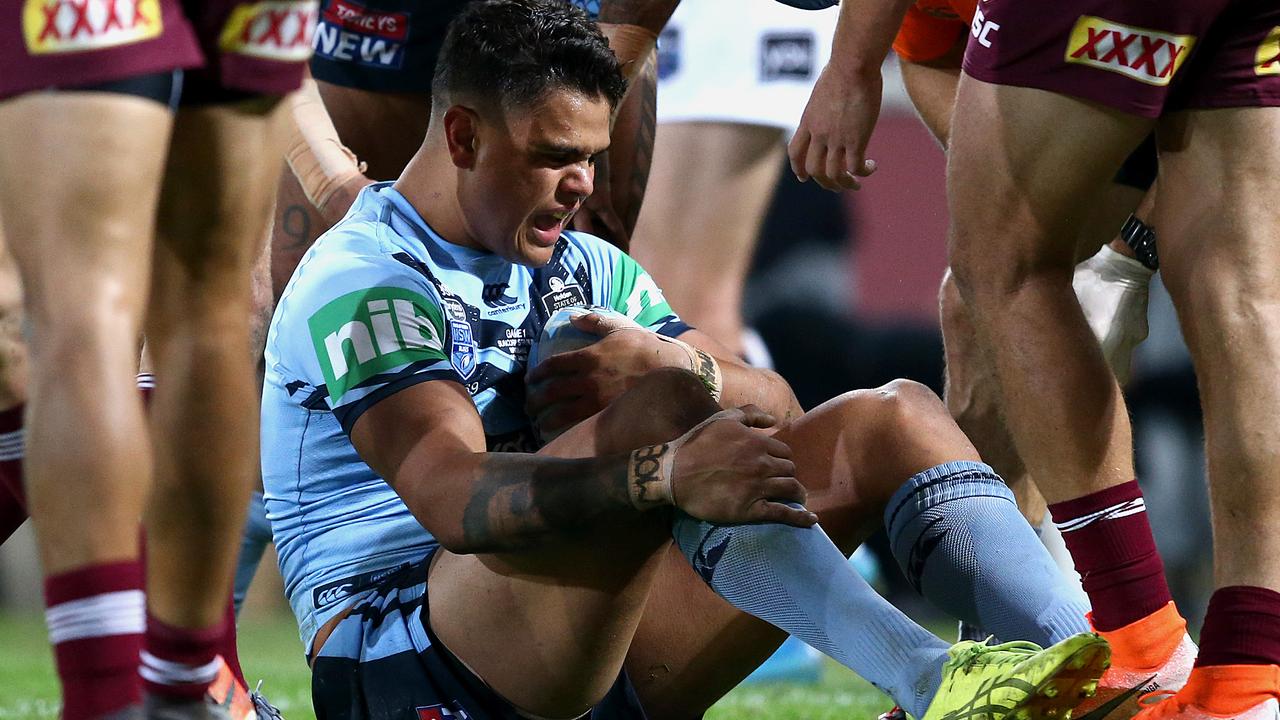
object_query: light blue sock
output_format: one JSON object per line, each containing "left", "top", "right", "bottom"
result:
{"left": 673, "top": 514, "right": 949, "bottom": 716}
{"left": 233, "top": 490, "right": 273, "bottom": 616}
{"left": 885, "top": 461, "right": 1090, "bottom": 647}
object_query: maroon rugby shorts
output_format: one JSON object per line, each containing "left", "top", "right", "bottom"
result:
{"left": 961, "top": 0, "right": 1280, "bottom": 117}
{"left": 0, "top": 0, "right": 319, "bottom": 100}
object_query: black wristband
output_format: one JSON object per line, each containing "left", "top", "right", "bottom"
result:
{"left": 1120, "top": 215, "right": 1159, "bottom": 271}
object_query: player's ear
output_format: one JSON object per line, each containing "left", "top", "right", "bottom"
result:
{"left": 443, "top": 105, "right": 480, "bottom": 170}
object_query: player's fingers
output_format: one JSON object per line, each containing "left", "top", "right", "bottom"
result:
{"left": 826, "top": 147, "right": 857, "bottom": 191}
{"left": 570, "top": 311, "right": 630, "bottom": 336}
{"left": 804, "top": 140, "right": 829, "bottom": 189}
{"left": 762, "top": 476, "right": 806, "bottom": 505}
{"left": 525, "top": 350, "right": 592, "bottom": 383}
{"left": 788, "top": 129, "right": 812, "bottom": 181}
{"left": 525, "top": 376, "right": 588, "bottom": 413}
{"left": 751, "top": 500, "right": 819, "bottom": 528}
{"left": 856, "top": 157, "right": 877, "bottom": 177}
{"left": 733, "top": 404, "right": 777, "bottom": 429}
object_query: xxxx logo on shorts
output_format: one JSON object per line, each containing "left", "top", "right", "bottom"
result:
{"left": 308, "top": 286, "right": 447, "bottom": 402}
{"left": 218, "top": 0, "right": 318, "bottom": 62}
{"left": 1256, "top": 26, "right": 1280, "bottom": 76}
{"left": 22, "top": 0, "right": 162, "bottom": 54}
{"left": 1066, "top": 16, "right": 1195, "bottom": 86}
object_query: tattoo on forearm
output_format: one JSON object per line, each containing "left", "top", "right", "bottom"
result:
{"left": 459, "top": 456, "right": 633, "bottom": 551}
{"left": 621, "top": 53, "right": 658, "bottom": 234}
{"left": 280, "top": 204, "right": 313, "bottom": 251}
{"left": 627, "top": 443, "right": 673, "bottom": 509}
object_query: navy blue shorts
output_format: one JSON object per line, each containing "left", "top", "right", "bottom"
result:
{"left": 311, "top": 0, "right": 600, "bottom": 94}
{"left": 311, "top": 550, "right": 648, "bottom": 720}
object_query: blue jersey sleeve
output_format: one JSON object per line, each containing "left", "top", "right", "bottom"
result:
{"left": 272, "top": 249, "right": 465, "bottom": 433}
{"left": 565, "top": 231, "right": 691, "bottom": 337}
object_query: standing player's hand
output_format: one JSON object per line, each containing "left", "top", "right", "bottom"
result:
{"left": 670, "top": 406, "right": 815, "bottom": 527}
{"left": 525, "top": 312, "right": 686, "bottom": 435}
{"left": 788, "top": 61, "right": 882, "bottom": 191}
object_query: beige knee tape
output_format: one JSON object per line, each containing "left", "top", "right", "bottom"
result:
{"left": 284, "top": 79, "right": 366, "bottom": 210}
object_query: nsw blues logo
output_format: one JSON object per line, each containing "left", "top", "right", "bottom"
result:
{"left": 445, "top": 298, "right": 477, "bottom": 379}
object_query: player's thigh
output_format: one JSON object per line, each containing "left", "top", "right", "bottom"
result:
{"left": 629, "top": 123, "right": 783, "bottom": 326}
{"left": 947, "top": 76, "right": 1151, "bottom": 295}
{"left": 0, "top": 92, "right": 170, "bottom": 325}
{"left": 900, "top": 59, "right": 961, "bottom": 148}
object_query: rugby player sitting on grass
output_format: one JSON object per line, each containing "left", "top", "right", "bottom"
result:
{"left": 262, "top": 2, "right": 1111, "bottom": 718}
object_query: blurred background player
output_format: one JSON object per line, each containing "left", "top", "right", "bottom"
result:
{"left": 630, "top": 0, "right": 838, "bottom": 360}
{"left": 0, "top": 2, "right": 314, "bottom": 718}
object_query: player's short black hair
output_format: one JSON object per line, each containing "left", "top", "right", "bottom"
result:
{"left": 433, "top": 0, "right": 627, "bottom": 114}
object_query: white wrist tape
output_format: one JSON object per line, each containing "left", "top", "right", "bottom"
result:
{"left": 284, "top": 79, "right": 367, "bottom": 210}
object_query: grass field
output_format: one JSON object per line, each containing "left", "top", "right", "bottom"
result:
{"left": 0, "top": 612, "right": 895, "bottom": 719}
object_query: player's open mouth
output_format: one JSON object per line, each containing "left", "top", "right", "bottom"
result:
{"left": 530, "top": 211, "right": 570, "bottom": 245}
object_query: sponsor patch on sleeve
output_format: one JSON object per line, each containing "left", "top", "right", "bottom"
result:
{"left": 218, "top": 0, "right": 318, "bottom": 62}
{"left": 1256, "top": 26, "right": 1280, "bottom": 76}
{"left": 22, "top": 0, "right": 162, "bottom": 55}
{"left": 308, "top": 286, "right": 448, "bottom": 403}
{"left": 1065, "top": 16, "right": 1195, "bottom": 86}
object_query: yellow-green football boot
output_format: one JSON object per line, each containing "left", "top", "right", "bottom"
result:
{"left": 923, "top": 633, "right": 1111, "bottom": 720}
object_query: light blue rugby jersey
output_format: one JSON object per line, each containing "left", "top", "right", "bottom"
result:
{"left": 262, "top": 182, "right": 689, "bottom": 650}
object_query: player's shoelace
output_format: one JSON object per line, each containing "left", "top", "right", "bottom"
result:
{"left": 250, "top": 681, "right": 283, "bottom": 720}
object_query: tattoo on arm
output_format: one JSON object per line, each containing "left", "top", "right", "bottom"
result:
{"left": 459, "top": 455, "right": 637, "bottom": 552}
{"left": 620, "top": 53, "right": 657, "bottom": 234}
{"left": 280, "top": 204, "right": 313, "bottom": 251}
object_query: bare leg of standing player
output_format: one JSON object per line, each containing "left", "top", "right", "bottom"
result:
{"left": 142, "top": 98, "right": 290, "bottom": 710}
{"left": 0, "top": 89, "right": 172, "bottom": 720}
{"left": 631, "top": 123, "right": 785, "bottom": 355}
{"left": 0, "top": 224, "right": 32, "bottom": 545}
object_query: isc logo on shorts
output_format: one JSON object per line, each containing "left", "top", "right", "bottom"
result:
{"left": 218, "top": 0, "right": 318, "bottom": 62}
{"left": 21, "top": 0, "right": 162, "bottom": 55}
{"left": 1256, "top": 27, "right": 1280, "bottom": 76}
{"left": 1066, "top": 16, "right": 1195, "bottom": 86}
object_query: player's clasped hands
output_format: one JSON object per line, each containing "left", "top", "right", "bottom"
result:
{"left": 526, "top": 312, "right": 688, "bottom": 435}
{"left": 669, "top": 406, "right": 817, "bottom": 528}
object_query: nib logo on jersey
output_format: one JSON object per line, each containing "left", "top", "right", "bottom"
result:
{"left": 22, "top": 0, "right": 162, "bottom": 54}
{"left": 309, "top": 287, "right": 447, "bottom": 402}
{"left": 1066, "top": 16, "right": 1195, "bottom": 86}
{"left": 314, "top": 0, "right": 408, "bottom": 69}
{"left": 219, "top": 0, "right": 318, "bottom": 62}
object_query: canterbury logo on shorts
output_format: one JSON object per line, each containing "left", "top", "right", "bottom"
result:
{"left": 1257, "top": 26, "right": 1280, "bottom": 76}
{"left": 22, "top": 0, "right": 162, "bottom": 54}
{"left": 218, "top": 0, "right": 318, "bottom": 62}
{"left": 1066, "top": 16, "right": 1195, "bottom": 86}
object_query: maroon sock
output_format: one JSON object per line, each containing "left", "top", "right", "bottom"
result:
{"left": 141, "top": 613, "right": 226, "bottom": 700}
{"left": 218, "top": 598, "right": 246, "bottom": 687}
{"left": 1197, "top": 586, "right": 1280, "bottom": 667}
{"left": 45, "top": 561, "right": 145, "bottom": 719}
{"left": 0, "top": 483, "right": 25, "bottom": 545}
{"left": 0, "top": 403, "right": 25, "bottom": 506}
{"left": 1049, "top": 480, "right": 1173, "bottom": 631}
